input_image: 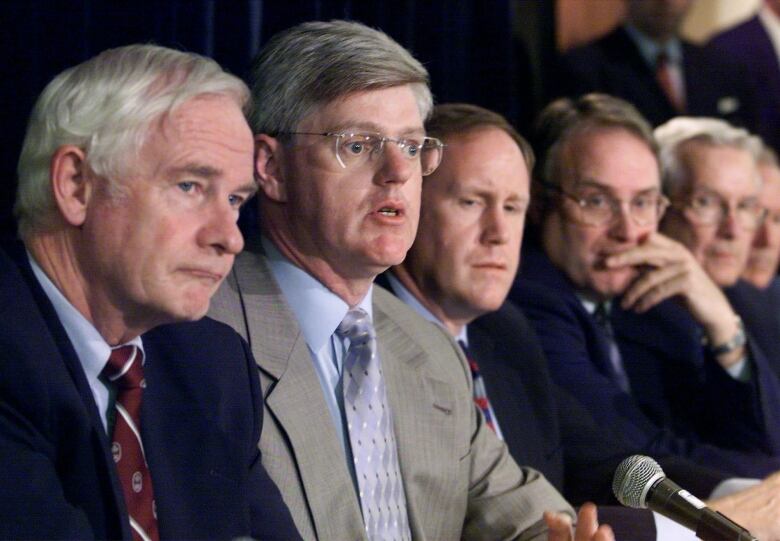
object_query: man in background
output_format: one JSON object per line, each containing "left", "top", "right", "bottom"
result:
{"left": 651, "top": 119, "right": 780, "bottom": 380}
{"left": 385, "top": 101, "right": 780, "bottom": 541}
{"left": 210, "top": 19, "right": 611, "bottom": 541}
{"left": 707, "top": 0, "right": 780, "bottom": 154}
{"left": 512, "top": 94, "right": 780, "bottom": 481}
{"left": 0, "top": 45, "right": 299, "bottom": 540}
{"left": 558, "top": 0, "right": 752, "bottom": 129}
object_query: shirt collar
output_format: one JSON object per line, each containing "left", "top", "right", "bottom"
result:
{"left": 760, "top": 4, "right": 780, "bottom": 57}
{"left": 262, "top": 237, "right": 374, "bottom": 352}
{"left": 624, "top": 23, "right": 683, "bottom": 66}
{"left": 385, "top": 272, "right": 468, "bottom": 345}
{"left": 27, "top": 252, "right": 144, "bottom": 383}
{"left": 578, "top": 295, "right": 611, "bottom": 316}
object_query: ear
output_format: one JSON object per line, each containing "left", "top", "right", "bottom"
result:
{"left": 255, "top": 134, "right": 287, "bottom": 203}
{"left": 50, "top": 145, "right": 93, "bottom": 228}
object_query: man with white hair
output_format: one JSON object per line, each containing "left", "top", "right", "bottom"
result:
{"left": 0, "top": 45, "right": 299, "bottom": 540}
{"left": 607, "top": 116, "right": 780, "bottom": 454}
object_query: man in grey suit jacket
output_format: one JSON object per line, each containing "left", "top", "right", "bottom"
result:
{"left": 209, "top": 19, "right": 614, "bottom": 541}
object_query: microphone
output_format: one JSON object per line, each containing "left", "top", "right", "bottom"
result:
{"left": 613, "top": 455, "right": 757, "bottom": 541}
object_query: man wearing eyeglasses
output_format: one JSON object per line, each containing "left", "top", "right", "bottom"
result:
{"left": 208, "top": 19, "right": 611, "bottom": 541}
{"left": 729, "top": 147, "right": 780, "bottom": 380}
{"left": 511, "top": 94, "right": 780, "bottom": 482}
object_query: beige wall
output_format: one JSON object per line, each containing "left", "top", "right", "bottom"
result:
{"left": 557, "top": 0, "right": 762, "bottom": 51}
{"left": 682, "top": 0, "right": 760, "bottom": 43}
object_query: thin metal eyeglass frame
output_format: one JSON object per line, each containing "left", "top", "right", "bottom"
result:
{"left": 277, "top": 131, "right": 444, "bottom": 175}
{"left": 538, "top": 179, "right": 669, "bottom": 227}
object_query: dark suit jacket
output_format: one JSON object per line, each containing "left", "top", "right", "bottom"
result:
{"left": 726, "top": 277, "right": 780, "bottom": 381}
{"left": 707, "top": 15, "right": 780, "bottom": 154}
{"left": 557, "top": 25, "right": 754, "bottom": 128}
{"left": 511, "top": 245, "right": 780, "bottom": 478}
{"left": 0, "top": 242, "right": 300, "bottom": 540}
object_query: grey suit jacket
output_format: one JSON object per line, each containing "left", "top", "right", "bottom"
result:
{"left": 208, "top": 239, "right": 572, "bottom": 541}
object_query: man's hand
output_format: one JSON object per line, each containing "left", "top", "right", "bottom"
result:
{"left": 709, "top": 471, "right": 780, "bottom": 541}
{"left": 605, "top": 232, "right": 744, "bottom": 368}
{"left": 545, "top": 503, "right": 614, "bottom": 541}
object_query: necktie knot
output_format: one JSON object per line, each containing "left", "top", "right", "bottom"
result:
{"left": 337, "top": 308, "right": 375, "bottom": 348}
{"left": 103, "top": 345, "right": 144, "bottom": 389}
{"left": 593, "top": 302, "right": 610, "bottom": 329}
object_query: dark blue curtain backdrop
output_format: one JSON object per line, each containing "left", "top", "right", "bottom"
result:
{"left": 0, "top": 0, "right": 552, "bottom": 238}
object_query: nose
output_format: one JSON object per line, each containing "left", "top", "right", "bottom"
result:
{"left": 716, "top": 207, "right": 739, "bottom": 240}
{"left": 481, "top": 205, "right": 511, "bottom": 245}
{"left": 374, "top": 141, "right": 414, "bottom": 185}
{"left": 199, "top": 202, "right": 245, "bottom": 256}
{"left": 608, "top": 203, "right": 642, "bottom": 242}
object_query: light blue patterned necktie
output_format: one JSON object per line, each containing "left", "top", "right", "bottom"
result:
{"left": 338, "top": 308, "right": 411, "bottom": 541}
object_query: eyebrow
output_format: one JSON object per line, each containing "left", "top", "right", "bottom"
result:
{"left": 168, "top": 163, "right": 222, "bottom": 179}
{"left": 573, "top": 178, "right": 661, "bottom": 195}
{"left": 169, "top": 163, "right": 258, "bottom": 197}
{"left": 327, "top": 121, "right": 426, "bottom": 138}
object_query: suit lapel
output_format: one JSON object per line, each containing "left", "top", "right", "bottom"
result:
{"left": 374, "top": 294, "right": 463, "bottom": 541}
{"left": 8, "top": 243, "right": 131, "bottom": 540}
{"left": 231, "top": 246, "right": 366, "bottom": 540}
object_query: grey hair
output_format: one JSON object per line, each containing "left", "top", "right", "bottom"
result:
{"left": 533, "top": 94, "right": 657, "bottom": 190}
{"left": 654, "top": 117, "right": 763, "bottom": 197}
{"left": 248, "top": 19, "right": 432, "bottom": 136}
{"left": 15, "top": 43, "right": 250, "bottom": 240}
{"left": 758, "top": 143, "right": 779, "bottom": 169}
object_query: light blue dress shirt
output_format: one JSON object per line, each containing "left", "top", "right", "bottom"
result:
{"left": 384, "top": 273, "right": 505, "bottom": 440}
{"left": 28, "top": 253, "right": 144, "bottom": 433}
{"left": 262, "top": 237, "right": 373, "bottom": 459}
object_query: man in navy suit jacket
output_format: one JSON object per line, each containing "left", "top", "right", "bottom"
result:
{"left": 0, "top": 45, "right": 299, "bottom": 540}
{"left": 379, "top": 102, "right": 780, "bottom": 540}
{"left": 512, "top": 94, "right": 780, "bottom": 540}
{"left": 707, "top": 2, "right": 780, "bottom": 155}
{"left": 557, "top": 0, "right": 753, "bottom": 130}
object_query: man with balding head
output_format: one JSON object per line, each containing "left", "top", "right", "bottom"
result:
{"left": 512, "top": 94, "right": 780, "bottom": 478}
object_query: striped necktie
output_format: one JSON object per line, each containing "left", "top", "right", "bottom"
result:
{"left": 339, "top": 308, "right": 411, "bottom": 541}
{"left": 103, "top": 345, "right": 160, "bottom": 541}
{"left": 458, "top": 340, "right": 502, "bottom": 439}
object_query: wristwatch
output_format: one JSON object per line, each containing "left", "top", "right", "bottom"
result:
{"left": 704, "top": 317, "right": 746, "bottom": 356}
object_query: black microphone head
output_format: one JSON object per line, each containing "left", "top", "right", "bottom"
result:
{"left": 613, "top": 455, "right": 665, "bottom": 508}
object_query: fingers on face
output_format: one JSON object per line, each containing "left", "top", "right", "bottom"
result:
{"left": 621, "top": 262, "right": 687, "bottom": 311}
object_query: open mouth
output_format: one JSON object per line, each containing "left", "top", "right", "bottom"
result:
{"left": 378, "top": 207, "right": 400, "bottom": 217}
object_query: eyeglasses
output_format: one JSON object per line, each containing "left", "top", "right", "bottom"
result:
{"left": 279, "top": 131, "right": 444, "bottom": 176}
{"left": 671, "top": 191, "right": 767, "bottom": 231}
{"left": 541, "top": 180, "right": 669, "bottom": 227}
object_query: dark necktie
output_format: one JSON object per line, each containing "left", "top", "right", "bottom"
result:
{"left": 655, "top": 52, "right": 685, "bottom": 112}
{"left": 458, "top": 340, "right": 501, "bottom": 438}
{"left": 593, "top": 303, "right": 632, "bottom": 394}
{"left": 338, "top": 308, "right": 411, "bottom": 541}
{"left": 102, "top": 345, "right": 160, "bottom": 541}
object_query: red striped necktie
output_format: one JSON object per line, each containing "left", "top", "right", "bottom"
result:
{"left": 458, "top": 340, "right": 500, "bottom": 436}
{"left": 103, "top": 345, "right": 160, "bottom": 541}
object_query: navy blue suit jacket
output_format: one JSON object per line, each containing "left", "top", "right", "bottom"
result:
{"left": 557, "top": 25, "right": 754, "bottom": 129}
{"left": 707, "top": 15, "right": 780, "bottom": 154}
{"left": 512, "top": 245, "right": 780, "bottom": 478}
{"left": 377, "top": 274, "right": 733, "bottom": 539}
{"left": 0, "top": 242, "right": 300, "bottom": 540}
{"left": 726, "top": 277, "right": 780, "bottom": 381}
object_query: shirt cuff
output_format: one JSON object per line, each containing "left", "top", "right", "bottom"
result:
{"left": 708, "top": 477, "right": 761, "bottom": 500}
{"left": 724, "top": 356, "right": 751, "bottom": 382}
{"left": 653, "top": 511, "right": 698, "bottom": 540}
